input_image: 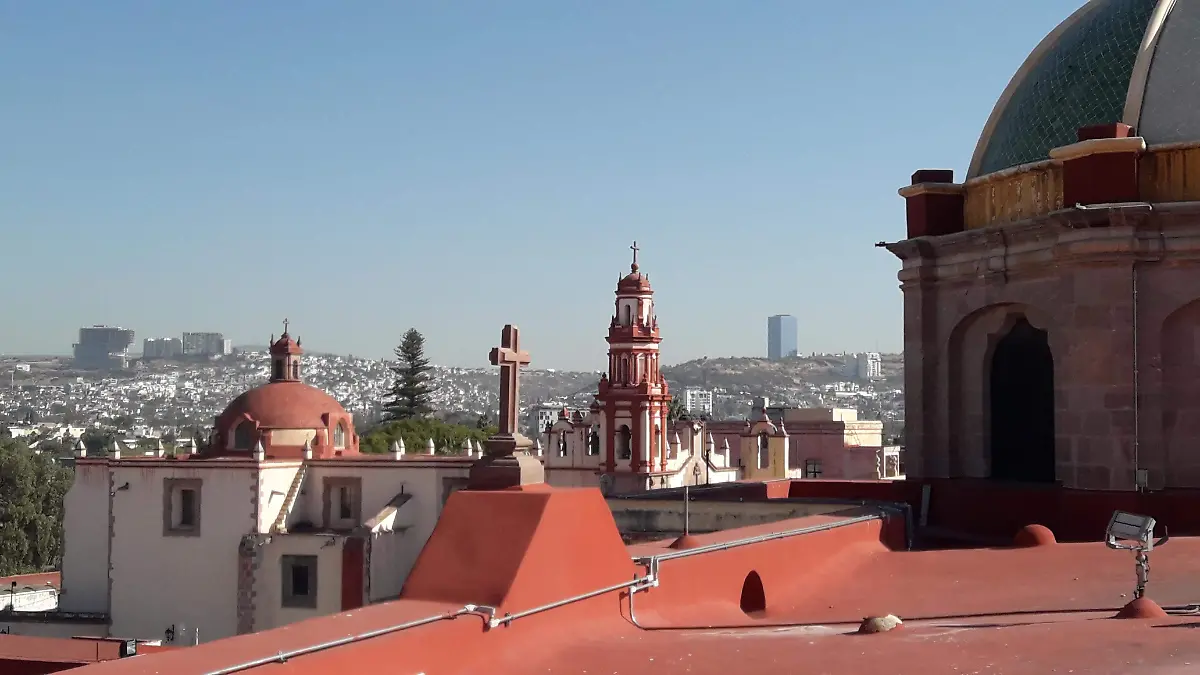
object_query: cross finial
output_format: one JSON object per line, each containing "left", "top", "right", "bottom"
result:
{"left": 630, "top": 240, "right": 640, "bottom": 272}
{"left": 488, "top": 325, "right": 531, "bottom": 441}
{"left": 282, "top": 318, "right": 290, "bottom": 335}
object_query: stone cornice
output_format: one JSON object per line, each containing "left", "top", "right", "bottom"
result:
{"left": 897, "top": 182, "right": 965, "bottom": 198}
{"left": 1048, "top": 136, "right": 1147, "bottom": 162}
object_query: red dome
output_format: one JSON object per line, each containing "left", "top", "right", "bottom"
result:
{"left": 217, "top": 380, "right": 350, "bottom": 430}
{"left": 617, "top": 269, "right": 653, "bottom": 293}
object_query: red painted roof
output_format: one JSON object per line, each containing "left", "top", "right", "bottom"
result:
{"left": 60, "top": 480, "right": 1200, "bottom": 673}
{"left": 0, "top": 572, "right": 59, "bottom": 591}
{"left": 215, "top": 381, "right": 349, "bottom": 431}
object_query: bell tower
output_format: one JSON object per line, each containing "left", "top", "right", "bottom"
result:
{"left": 269, "top": 319, "right": 304, "bottom": 382}
{"left": 596, "top": 242, "right": 671, "bottom": 478}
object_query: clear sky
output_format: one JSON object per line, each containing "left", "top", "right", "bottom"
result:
{"left": 1, "top": 0, "right": 1084, "bottom": 370}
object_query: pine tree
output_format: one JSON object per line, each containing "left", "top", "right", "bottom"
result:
{"left": 383, "top": 329, "right": 436, "bottom": 421}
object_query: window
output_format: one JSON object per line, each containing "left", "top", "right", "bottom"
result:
{"left": 757, "top": 433, "right": 770, "bottom": 469}
{"left": 558, "top": 432, "right": 568, "bottom": 458}
{"left": 322, "top": 478, "right": 361, "bottom": 530}
{"left": 589, "top": 428, "right": 600, "bottom": 456}
{"left": 332, "top": 423, "right": 347, "bottom": 449}
{"left": 163, "top": 478, "right": 202, "bottom": 536}
{"left": 623, "top": 304, "right": 632, "bottom": 326}
{"left": 291, "top": 361, "right": 299, "bottom": 379}
{"left": 233, "top": 422, "right": 254, "bottom": 450}
{"left": 805, "top": 459, "right": 823, "bottom": 479}
{"left": 617, "top": 425, "right": 632, "bottom": 460}
{"left": 272, "top": 359, "right": 284, "bottom": 380}
{"left": 281, "top": 555, "right": 318, "bottom": 609}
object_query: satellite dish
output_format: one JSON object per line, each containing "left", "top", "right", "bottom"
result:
{"left": 598, "top": 473, "right": 614, "bottom": 496}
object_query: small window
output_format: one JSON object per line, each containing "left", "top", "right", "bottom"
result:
{"left": 291, "top": 361, "right": 299, "bottom": 379}
{"left": 233, "top": 422, "right": 254, "bottom": 450}
{"left": 281, "top": 555, "right": 318, "bottom": 609}
{"left": 323, "top": 478, "right": 361, "bottom": 529}
{"left": 333, "top": 423, "right": 347, "bottom": 449}
{"left": 623, "top": 304, "right": 632, "bottom": 326}
{"left": 272, "top": 359, "right": 284, "bottom": 380}
{"left": 805, "top": 459, "right": 823, "bottom": 479}
{"left": 558, "top": 431, "right": 568, "bottom": 458}
{"left": 757, "top": 433, "right": 770, "bottom": 469}
{"left": 589, "top": 428, "right": 600, "bottom": 456}
{"left": 163, "top": 478, "right": 202, "bottom": 537}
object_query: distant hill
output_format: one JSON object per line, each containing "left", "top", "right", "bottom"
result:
{"left": 662, "top": 354, "right": 902, "bottom": 393}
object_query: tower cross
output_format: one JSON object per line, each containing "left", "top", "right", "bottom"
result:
{"left": 283, "top": 318, "right": 289, "bottom": 334}
{"left": 630, "top": 240, "right": 640, "bottom": 268}
{"left": 489, "top": 325, "right": 531, "bottom": 438}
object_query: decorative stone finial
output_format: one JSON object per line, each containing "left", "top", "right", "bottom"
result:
{"left": 462, "top": 438, "right": 473, "bottom": 455}
{"left": 110, "top": 439, "right": 122, "bottom": 460}
{"left": 706, "top": 433, "right": 715, "bottom": 452}
{"left": 253, "top": 440, "right": 266, "bottom": 461}
{"left": 75, "top": 439, "right": 86, "bottom": 458}
{"left": 302, "top": 437, "right": 313, "bottom": 460}
{"left": 391, "top": 439, "right": 405, "bottom": 459}
{"left": 534, "top": 438, "right": 543, "bottom": 457}
{"left": 426, "top": 438, "right": 436, "bottom": 455}
{"left": 721, "top": 438, "right": 731, "bottom": 459}
{"left": 671, "top": 432, "right": 681, "bottom": 449}
{"left": 155, "top": 440, "right": 166, "bottom": 458}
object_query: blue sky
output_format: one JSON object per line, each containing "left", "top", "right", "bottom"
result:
{"left": 1, "top": 0, "right": 1084, "bottom": 370}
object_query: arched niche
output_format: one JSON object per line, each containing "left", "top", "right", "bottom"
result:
{"left": 945, "top": 303, "right": 1061, "bottom": 480}
{"left": 1160, "top": 299, "right": 1200, "bottom": 486}
{"left": 739, "top": 570, "right": 766, "bottom": 615}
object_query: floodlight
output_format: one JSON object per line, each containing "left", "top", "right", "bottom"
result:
{"left": 1106, "top": 511, "right": 1160, "bottom": 552}
{"left": 1105, "top": 510, "right": 1170, "bottom": 600}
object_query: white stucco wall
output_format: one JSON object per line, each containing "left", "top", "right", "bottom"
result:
{"left": 258, "top": 463, "right": 302, "bottom": 532}
{"left": 108, "top": 464, "right": 256, "bottom": 644}
{"left": 367, "top": 530, "right": 408, "bottom": 603}
{"left": 253, "top": 534, "right": 343, "bottom": 631}
{"left": 59, "top": 462, "right": 111, "bottom": 614}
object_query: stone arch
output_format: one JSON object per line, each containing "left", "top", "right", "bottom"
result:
{"left": 757, "top": 432, "right": 770, "bottom": 469}
{"left": 617, "top": 425, "right": 632, "bottom": 460}
{"left": 945, "top": 302, "right": 1061, "bottom": 479}
{"left": 1160, "top": 299, "right": 1200, "bottom": 486}
{"left": 987, "top": 317, "right": 1056, "bottom": 482}
{"left": 739, "top": 571, "right": 766, "bottom": 614}
{"left": 333, "top": 421, "right": 347, "bottom": 449}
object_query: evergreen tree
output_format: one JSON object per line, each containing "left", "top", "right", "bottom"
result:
{"left": 383, "top": 328, "right": 436, "bottom": 420}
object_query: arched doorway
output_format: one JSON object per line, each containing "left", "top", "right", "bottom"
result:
{"left": 988, "top": 317, "right": 1056, "bottom": 482}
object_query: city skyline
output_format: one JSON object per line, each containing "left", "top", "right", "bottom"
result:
{"left": 0, "top": 1, "right": 1083, "bottom": 370}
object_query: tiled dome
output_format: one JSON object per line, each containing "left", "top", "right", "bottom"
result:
{"left": 969, "top": 0, "right": 1164, "bottom": 178}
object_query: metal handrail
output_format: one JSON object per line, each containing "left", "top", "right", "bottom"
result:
{"left": 637, "top": 513, "right": 882, "bottom": 563}
{"left": 203, "top": 605, "right": 490, "bottom": 675}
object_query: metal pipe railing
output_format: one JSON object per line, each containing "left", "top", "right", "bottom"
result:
{"left": 204, "top": 605, "right": 491, "bottom": 675}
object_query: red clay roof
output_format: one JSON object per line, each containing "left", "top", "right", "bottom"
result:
{"left": 0, "top": 572, "right": 59, "bottom": 591}
{"left": 62, "top": 481, "right": 1200, "bottom": 673}
{"left": 215, "top": 381, "right": 349, "bottom": 431}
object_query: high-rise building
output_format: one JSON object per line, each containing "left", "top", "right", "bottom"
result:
{"left": 143, "top": 337, "right": 183, "bottom": 360}
{"left": 73, "top": 326, "right": 135, "bottom": 370}
{"left": 766, "top": 315, "right": 798, "bottom": 360}
{"left": 683, "top": 388, "right": 714, "bottom": 416}
{"left": 182, "top": 332, "right": 230, "bottom": 357}
{"left": 852, "top": 352, "right": 883, "bottom": 380}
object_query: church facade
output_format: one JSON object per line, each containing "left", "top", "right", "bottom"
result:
{"left": 49, "top": 329, "right": 474, "bottom": 644}
{"left": 890, "top": 0, "right": 1200, "bottom": 491}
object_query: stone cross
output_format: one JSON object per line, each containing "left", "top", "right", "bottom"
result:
{"left": 283, "top": 318, "right": 289, "bottom": 334}
{"left": 489, "top": 325, "right": 530, "bottom": 438}
{"left": 630, "top": 240, "right": 639, "bottom": 267}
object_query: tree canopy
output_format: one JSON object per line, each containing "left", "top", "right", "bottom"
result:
{"left": 383, "top": 328, "right": 437, "bottom": 421}
{"left": 0, "top": 439, "right": 74, "bottom": 576}
{"left": 359, "top": 418, "right": 498, "bottom": 455}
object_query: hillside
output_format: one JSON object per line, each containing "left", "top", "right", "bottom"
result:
{"left": 662, "top": 354, "right": 903, "bottom": 394}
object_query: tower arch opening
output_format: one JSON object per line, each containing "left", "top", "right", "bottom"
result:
{"left": 988, "top": 317, "right": 1056, "bottom": 483}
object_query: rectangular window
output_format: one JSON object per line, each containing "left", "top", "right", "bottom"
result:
{"left": 281, "top": 555, "right": 318, "bottom": 609}
{"left": 805, "top": 459, "right": 823, "bottom": 479}
{"left": 178, "top": 489, "right": 196, "bottom": 527}
{"left": 163, "top": 478, "right": 202, "bottom": 536}
{"left": 322, "top": 477, "right": 361, "bottom": 530}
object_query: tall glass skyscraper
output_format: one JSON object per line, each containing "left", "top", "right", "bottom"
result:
{"left": 767, "top": 315, "right": 798, "bottom": 360}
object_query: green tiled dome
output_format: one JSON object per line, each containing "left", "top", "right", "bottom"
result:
{"left": 972, "top": 0, "right": 1158, "bottom": 177}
